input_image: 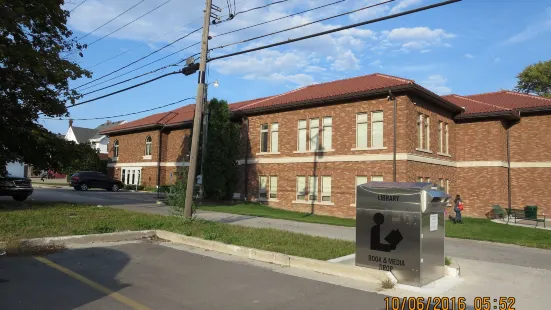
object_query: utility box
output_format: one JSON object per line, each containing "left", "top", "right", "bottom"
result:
{"left": 355, "top": 182, "right": 450, "bottom": 287}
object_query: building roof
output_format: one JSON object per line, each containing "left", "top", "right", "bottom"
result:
{"left": 101, "top": 73, "right": 461, "bottom": 135}
{"left": 72, "top": 121, "right": 126, "bottom": 142}
{"left": 443, "top": 94, "right": 512, "bottom": 115}
{"left": 466, "top": 90, "right": 551, "bottom": 112}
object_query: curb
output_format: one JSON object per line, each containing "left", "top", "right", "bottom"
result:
{"left": 155, "top": 230, "right": 391, "bottom": 284}
{"left": 20, "top": 230, "right": 156, "bottom": 247}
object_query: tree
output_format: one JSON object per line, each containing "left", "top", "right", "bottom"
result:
{"left": 515, "top": 60, "right": 551, "bottom": 98}
{"left": 203, "top": 98, "right": 240, "bottom": 200}
{"left": 57, "top": 143, "right": 108, "bottom": 176}
{"left": 0, "top": 1, "right": 91, "bottom": 175}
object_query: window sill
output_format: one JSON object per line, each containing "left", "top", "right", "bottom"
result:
{"left": 437, "top": 152, "right": 452, "bottom": 157}
{"left": 293, "top": 149, "right": 335, "bottom": 154}
{"left": 351, "top": 147, "right": 387, "bottom": 151}
{"left": 350, "top": 203, "right": 356, "bottom": 207}
{"left": 142, "top": 155, "right": 152, "bottom": 160}
{"left": 257, "top": 198, "right": 280, "bottom": 203}
{"left": 292, "top": 200, "right": 334, "bottom": 206}
{"left": 256, "top": 152, "right": 280, "bottom": 156}
{"left": 112, "top": 157, "right": 119, "bottom": 162}
{"left": 416, "top": 148, "right": 433, "bottom": 154}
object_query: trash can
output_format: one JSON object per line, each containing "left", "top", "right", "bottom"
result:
{"left": 356, "top": 182, "right": 450, "bottom": 287}
{"left": 524, "top": 205, "right": 538, "bottom": 219}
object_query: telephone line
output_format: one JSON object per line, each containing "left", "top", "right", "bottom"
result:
{"left": 45, "top": 97, "right": 195, "bottom": 121}
{"left": 76, "top": 28, "right": 201, "bottom": 90}
{"left": 211, "top": 0, "right": 346, "bottom": 39}
{"left": 69, "top": 0, "right": 88, "bottom": 13}
{"left": 78, "top": 0, "right": 146, "bottom": 42}
{"left": 209, "top": 0, "right": 461, "bottom": 61}
{"left": 210, "top": 0, "right": 393, "bottom": 51}
{"left": 78, "top": 44, "right": 200, "bottom": 92}
{"left": 87, "top": 0, "right": 173, "bottom": 47}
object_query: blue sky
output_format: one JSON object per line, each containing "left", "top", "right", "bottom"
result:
{"left": 42, "top": 0, "right": 551, "bottom": 134}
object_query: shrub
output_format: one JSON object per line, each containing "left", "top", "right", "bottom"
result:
{"left": 167, "top": 168, "right": 196, "bottom": 216}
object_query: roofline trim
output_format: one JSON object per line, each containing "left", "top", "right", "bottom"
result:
{"left": 454, "top": 110, "right": 520, "bottom": 121}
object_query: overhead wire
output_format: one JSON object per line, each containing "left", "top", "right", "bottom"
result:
{"left": 210, "top": 0, "right": 394, "bottom": 51}
{"left": 214, "top": 0, "right": 289, "bottom": 24}
{"left": 234, "top": 0, "right": 291, "bottom": 17}
{"left": 75, "top": 28, "right": 201, "bottom": 90}
{"left": 210, "top": 0, "right": 346, "bottom": 39}
{"left": 77, "top": 0, "right": 146, "bottom": 42}
{"left": 44, "top": 97, "right": 195, "bottom": 121}
{"left": 86, "top": 0, "right": 173, "bottom": 47}
{"left": 78, "top": 44, "right": 200, "bottom": 92}
{"left": 208, "top": 0, "right": 462, "bottom": 62}
{"left": 69, "top": 0, "right": 88, "bottom": 13}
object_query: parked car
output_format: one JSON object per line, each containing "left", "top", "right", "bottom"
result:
{"left": 0, "top": 176, "right": 33, "bottom": 201}
{"left": 70, "top": 171, "right": 124, "bottom": 191}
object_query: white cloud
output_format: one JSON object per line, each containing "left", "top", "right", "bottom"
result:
{"left": 369, "top": 60, "right": 383, "bottom": 68}
{"left": 349, "top": 1, "right": 391, "bottom": 22}
{"left": 375, "top": 27, "right": 455, "bottom": 53}
{"left": 421, "top": 74, "right": 452, "bottom": 95}
{"left": 331, "top": 50, "right": 360, "bottom": 71}
{"left": 502, "top": 8, "right": 551, "bottom": 45}
{"left": 304, "top": 66, "right": 326, "bottom": 73}
{"left": 389, "top": 0, "right": 423, "bottom": 14}
{"left": 464, "top": 54, "right": 474, "bottom": 59}
{"left": 253, "top": 73, "right": 315, "bottom": 87}
{"left": 420, "top": 49, "right": 431, "bottom": 53}
{"left": 387, "top": 27, "right": 455, "bottom": 41}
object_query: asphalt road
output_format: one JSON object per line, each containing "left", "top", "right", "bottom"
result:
{"left": 0, "top": 242, "right": 389, "bottom": 310}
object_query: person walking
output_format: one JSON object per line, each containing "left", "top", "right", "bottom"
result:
{"left": 454, "top": 194, "right": 464, "bottom": 224}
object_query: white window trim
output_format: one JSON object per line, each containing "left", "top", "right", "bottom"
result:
{"left": 418, "top": 114, "right": 424, "bottom": 149}
{"left": 269, "top": 176, "right": 278, "bottom": 200}
{"left": 425, "top": 116, "right": 430, "bottom": 150}
{"left": 351, "top": 146, "right": 388, "bottom": 151}
{"left": 145, "top": 136, "right": 152, "bottom": 156}
{"left": 296, "top": 176, "right": 306, "bottom": 201}
{"left": 371, "top": 111, "right": 384, "bottom": 148}
{"left": 297, "top": 120, "right": 307, "bottom": 152}
{"left": 416, "top": 148, "right": 433, "bottom": 154}
{"left": 437, "top": 152, "right": 452, "bottom": 157}
{"left": 309, "top": 118, "right": 320, "bottom": 151}
{"left": 293, "top": 149, "right": 335, "bottom": 154}
{"left": 321, "top": 117, "right": 332, "bottom": 151}
{"left": 352, "top": 176, "right": 368, "bottom": 207}
{"left": 256, "top": 152, "right": 281, "bottom": 156}
{"left": 260, "top": 124, "right": 269, "bottom": 153}
{"left": 321, "top": 176, "right": 331, "bottom": 202}
{"left": 292, "top": 200, "right": 335, "bottom": 206}
{"left": 270, "top": 123, "right": 278, "bottom": 153}
{"left": 445, "top": 123, "right": 450, "bottom": 155}
{"left": 142, "top": 155, "right": 152, "bottom": 160}
{"left": 438, "top": 121, "right": 443, "bottom": 154}
{"left": 259, "top": 176, "right": 268, "bottom": 199}
{"left": 356, "top": 113, "right": 368, "bottom": 149}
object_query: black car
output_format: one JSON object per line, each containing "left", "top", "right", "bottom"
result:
{"left": 70, "top": 171, "right": 124, "bottom": 191}
{"left": 0, "top": 176, "right": 33, "bottom": 201}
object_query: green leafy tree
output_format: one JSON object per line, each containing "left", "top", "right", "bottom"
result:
{"left": 57, "top": 143, "right": 107, "bottom": 177}
{"left": 515, "top": 60, "right": 551, "bottom": 98}
{"left": 0, "top": 1, "right": 91, "bottom": 175}
{"left": 203, "top": 98, "right": 240, "bottom": 200}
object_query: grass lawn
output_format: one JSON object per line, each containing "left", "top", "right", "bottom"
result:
{"left": 200, "top": 203, "right": 356, "bottom": 227}
{"left": 200, "top": 203, "right": 551, "bottom": 250}
{"left": 0, "top": 202, "right": 354, "bottom": 260}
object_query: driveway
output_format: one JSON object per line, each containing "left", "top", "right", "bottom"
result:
{"left": 0, "top": 242, "right": 388, "bottom": 310}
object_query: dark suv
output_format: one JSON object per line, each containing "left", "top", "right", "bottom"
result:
{"left": 0, "top": 176, "right": 33, "bottom": 201}
{"left": 70, "top": 171, "right": 124, "bottom": 191}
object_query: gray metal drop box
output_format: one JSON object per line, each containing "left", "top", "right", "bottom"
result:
{"left": 355, "top": 182, "right": 450, "bottom": 286}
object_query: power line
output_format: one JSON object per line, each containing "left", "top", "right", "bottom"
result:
{"left": 70, "top": 71, "right": 182, "bottom": 108}
{"left": 81, "top": 63, "right": 180, "bottom": 96}
{"left": 44, "top": 97, "right": 195, "bottom": 121}
{"left": 87, "top": 19, "right": 203, "bottom": 69}
{"left": 78, "top": 0, "right": 146, "bottom": 42}
{"left": 211, "top": 0, "right": 346, "bottom": 39}
{"left": 78, "top": 44, "right": 200, "bottom": 92}
{"left": 210, "top": 0, "right": 393, "bottom": 51}
{"left": 209, "top": 0, "right": 461, "bottom": 62}
{"left": 69, "top": 0, "right": 88, "bottom": 13}
{"left": 87, "top": 0, "right": 173, "bottom": 47}
{"left": 76, "top": 28, "right": 201, "bottom": 90}
{"left": 234, "top": 0, "right": 291, "bottom": 17}
{"left": 214, "top": 0, "right": 289, "bottom": 24}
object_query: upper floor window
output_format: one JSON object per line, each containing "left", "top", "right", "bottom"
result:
{"left": 260, "top": 124, "right": 269, "bottom": 153}
{"left": 297, "top": 120, "right": 307, "bottom": 151}
{"left": 113, "top": 140, "right": 119, "bottom": 158}
{"left": 371, "top": 111, "right": 384, "bottom": 148}
{"left": 145, "top": 136, "right": 152, "bottom": 156}
{"left": 271, "top": 123, "right": 278, "bottom": 153}
{"left": 356, "top": 113, "right": 368, "bottom": 148}
{"left": 438, "top": 121, "right": 443, "bottom": 153}
{"left": 322, "top": 117, "right": 332, "bottom": 150}
{"left": 418, "top": 114, "right": 424, "bottom": 149}
{"left": 445, "top": 123, "right": 449, "bottom": 154}
{"left": 417, "top": 113, "right": 430, "bottom": 151}
{"left": 310, "top": 118, "right": 319, "bottom": 151}
{"left": 425, "top": 116, "right": 430, "bottom": 150}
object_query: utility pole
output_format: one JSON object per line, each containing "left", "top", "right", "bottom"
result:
{"left": 184, "top": 0, "right": 213, "bottom": 219}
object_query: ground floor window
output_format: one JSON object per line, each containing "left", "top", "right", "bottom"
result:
{"left": 121, "top": 168, "right": 142, "bottom": 185}
{"left": 269, "top": 176, "right": 277, "bottom": 199}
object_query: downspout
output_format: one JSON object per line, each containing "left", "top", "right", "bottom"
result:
{"left": 388, "top": 90, "right": 397, "bottom": 182}
{"left": 506, "top": 126, "right": 511, "bottom": 214}
{"left": 243, "top": 117, "right": 249, "bottom": 201}
{"left": 156, "top": 128, "right": 163, "bottom": 199}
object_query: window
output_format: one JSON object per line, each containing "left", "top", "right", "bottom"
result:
{"left": 145, "top": 136, "right": 152, "bottom": 156}
{"left": 446, "top": 179, "right": 450, "bottom": 194}
{"left": 121, "top": 168, "right": 141, "bottom": 185}
{"left": 270, "top": 123, "right": 278, "bottom": 153}
{"left": 298, "top": 120, "right": 307, "bottom": 151}
{"left": 113, "top": 140, "right": 119, "bottom": 158}
{"left": 424, "top": 116, "right": 430, "bottom": 150}
{"left": 438, "top": 121, "right": 443, "bottom": 153}
{"left": 356, "top": 113, "right": 368, "bottom": 148}
{"left": 322, "top": 117, "right": 332, "bottom": 150}
{"left": 296, "top": 176, "right": 306, "bottom": 200}
{"left": 418, "top": 114, "right": 424, "bottom": 149}
{"left": 121, "top": 169, "right": 126, "bottom": 183}
{"left": 321, "top": 176, "right": 332, "bottom": 202}
{"left": 371, "top": 111, "right": 384, "bottom": 148}
{"left": 445, "top": 123, "right": 449, "bottom": 154}
{"left": 371, "top": 175, "right": 384, "bottom": 182}
{"left": 269, "top": 176, "right": 278, "bottom": 199}
{"left": 310, "top": 118, "right": 319, "bottom": 151}
{"left": 260, "top": 124, "right": 269, "bottom": 153}
{"left": 308, "top": 176, "right": 318, "bottom": 201}
{"left": 259, "top": 176, "right": 268, "bottom": 199}
{"left": 418, "top": 177, "right": 424, "bottom": 182}
{"left": 427, "top": 177, "right": 431, "bottom": 184}
{"left": 355, "top": 176, "right": 368, "bottom": 204}
{"left": 440, "top": 178, "right": 444, "bottom": 189}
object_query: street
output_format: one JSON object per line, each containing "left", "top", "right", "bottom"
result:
{"left": 0, "top": 242, "right": 388, "bottom": 310}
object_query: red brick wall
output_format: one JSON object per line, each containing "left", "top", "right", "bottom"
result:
{"left": 509, "top": 114, "right": 551, "bottom": 161}
{"left": 110, "top": 130, "right": 161, "bottom": 163}
{"left": 511, "top": 168, "right": 551, "bottom": 215}
{"left": 457, "top": 167, "right": 508, "bottom": 217}
{"left": 455, "top": 120, "right": 507, "bottom": 161}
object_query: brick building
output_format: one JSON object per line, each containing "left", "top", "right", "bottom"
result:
{"left": 101, "top": 73, "right": 551, "bottom": 218}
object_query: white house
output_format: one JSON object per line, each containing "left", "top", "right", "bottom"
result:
{"left": 65, "top": 120, "right": 126, "bottom": 153}
{"left": 5, "top": 162, "right": 27, "bottom": 177}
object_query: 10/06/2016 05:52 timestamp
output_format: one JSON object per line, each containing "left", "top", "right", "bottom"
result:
{"left": 384, "top": 297, "right": 516, "bottom": 310}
